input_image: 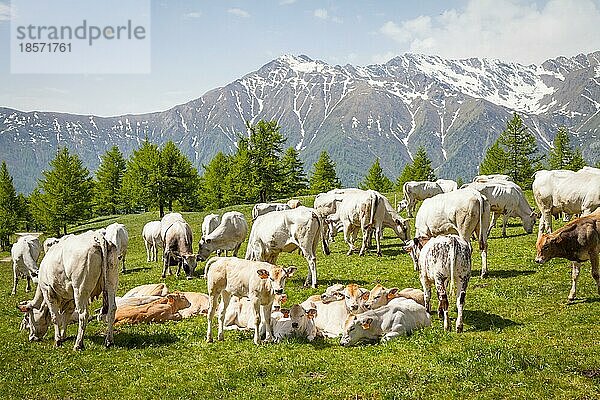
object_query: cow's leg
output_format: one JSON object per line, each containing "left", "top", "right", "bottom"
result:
{"left": 502, "top": 214, "right": 508, "bottom": 238}
{"left": 104, "top": 290, "right": 117, "bottom": 347}
{"left": 73, "top": 290, "right": 90, "bottom": 351}
{"left": 488, "top": 212, "right": 497, "bottom": 236}
{"left": 382, "top": 329, "right": 403, "bottom": 342}
{"left": 568, "top": 262, "right": 581, "bottom": 301}
{"left": 375, "top": 226, "right": 382, "bottom": 257}
{"left": 590, "top": 254, "right": 600, "bottom": 297}
{"left": 262, "top": 302, "right": 274, "bottom": 343}
{"left": 218, "top": 292, "right": 231, "bottom": 342}
{"left": 304, "top": 254, "right": 318, "bottom": 288}
{"left": 161, "top": 252, "right": 169, "bottom": 278}
{"left": 422, "top": 277, "right": 432, "bottom": 313}
{"left": 359, "top": 227, "right": 370, "bottom": 256}
{"left": 232, "top": 243, "right": 241, "bottom": 258}
{"left": 25, "top": 275, "right": 31, "bottom": 292}
{"left": 151, "top": 240, "right": 157, "bottom": 262}
{"left": 455, "top": 276, "right": 468, "bottom": 333}
{"left": 206, "top": 291, "right": 220, "bottom": 343}
{"left": 436, "top": 279, "right": 450, "bottom": 331}
{"left": 343, "top": 224, "right": 355, "bottom": 256}
{"left": 11, "top": 263, "right": 18, "bottom": 295}
{"left": 45, "top": 294, "right": 64, "bottom": 347}
{"left": 250, "top": 297, "right": 261, "bottom": 345}
{"left": 480, "top": 244, "right": 488, "bottom": 278}
{"left": 145, "top": 240, "right": 151, "bottom": 262}
{"left": 121, "top": 255, "right": 126, "bottom": 273}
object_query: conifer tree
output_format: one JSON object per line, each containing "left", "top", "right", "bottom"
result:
{"left": 121, "top": 139, "right": 162, "bottom": 214}
{"left": 94, "top": 146, "right": 126, "bottom": 215}
{"left": 0, "top": 161, "right": 19, "bottom": 249}
{"left": 479, "top": 141, "right": 508, "bottom": 175}
{"left": 396, "top": 147, "right": 435, "bottom": 188}
{"left": 548, "top": 127, "right": 586, "bottom": 171}
{"left": 223, "top": 138, "right": 257, "bottom": 206}
{"left": 360, "top": 158, "right": 393, "bottom": 192}
{"left": 200, "top": 152, "right": 230, "bottom": 210}
{"left": 159, "top": 140, "right": 199, "bottom": 211}
{"left": 247, "top": 120, "right": 286, "bottom": 202}
{"left": 279, "top": 147, "right": 308, "bottom": 197}
{"left": 309, "top": 151, "right": 341, "bottom": 194}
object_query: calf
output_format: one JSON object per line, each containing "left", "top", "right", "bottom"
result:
{"left": 287, "top": 199, "right": 302, "bottom": 209}
{"left": 205, "top": 257, "right": 296, "bottom": 344}
{"left": 114, "top": 293, "right": 191, "bottom": 325}
{"left": 178, "top": 292, "right": 210, "bottom": 318}
{"left": 105, "top": 223, "right": 129, "bottom": 272}
{"left": 340, "top": 297, "right": 431, "bottom": 346}
{"left": 142, "top": 221, "right": 163, "bottom": 262}
{"left": 11, "top": 235, "right": 41, "bottom": 295}
{"left": 198, "top": 211, "right": 248, "bottom": 260}
{"left": 363, "top": 285, "right": 426, "bottom": 310}
{"left": 535, "top": 213, "right": 600, "bottom": 301}
{"left": 272, "top": 304, "right": 318, "bottom": 342}
{"left": 222, "top": 294, "right": 288, "bottom": 331}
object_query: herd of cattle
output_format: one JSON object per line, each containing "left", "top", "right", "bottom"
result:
{"left": 8, "top": 167, "right": 600, "bottom": 349}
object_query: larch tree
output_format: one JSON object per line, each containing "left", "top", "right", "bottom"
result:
{"left": 309, "top": 151, "right": 341, "bottom": 194}
{"left": 200, "top": 151, "right": 231, "bottom": 210}
{"left": 396, "top": 147, "right": 435, "bottom": 189}
{"left": 246, "top": 120, "right": 286, "bottom": 202}
{"left": 360, "top": 158, "right": 393, "bottom": 192}
{"left": 548, "top": 127, "right": 586, "bottom": 171}
{"left": 121, "top": 139, "right": 162, "bottom": 215}
{"left": 279, "top": 147, "right": 308, "bottom": 197}
{"left": 94, "top": 145, "right": 126, "bottom": 215}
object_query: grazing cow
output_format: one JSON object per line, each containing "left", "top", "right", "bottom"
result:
{"left": 246, "top": 206, "right": 326, "bottom": 288}
{"left": 405, "top": 235, "right": 472, "bottom": 332}
{"left": 436, "top": 179, "right": 458, "bottom": 193}
{"left": 465, "top": 181, "right": 536, "bottom": 237}
{"left": 205, "top": 256, "right": 296, "bottom": 344}
{"left": 43, "top": 237, "right": 60, "bottom": 253}
{"left": 272, "top": 304, "right": 318, "bottom": 342}
{"left": 533, "top": 169, "right": 600, "bottom": 237}
{"left": 114, "top": 293, "right": 191, "bottom": 325}
{"left": 340, "top": 297, "right": 431, "bottom": 346}
{"left": 415, "top": 188, "right": 491, "bottom": 277}
{"left": 473, "top": 174, "right": 513, "bottom": 183}
{"left": 535, "top": 213, "right": 600, "bottom": 301}
{"left": 251, "top": 203, "right": 290, "bottom": 220}
{"left": 142, "top": 221, "right": 163, "bottom": 262}
{"left": 11, "top": 235, "right": 41, "bottom": 295}
{"left": 104, "top": 223, "right": 129, "bottom": 272}
{"left": 198, "top": 211, "right": 248, "bottom": 261}
{"left": 160, "top": 213, "right": 200, "bottom": 279}
{"left": 202, "top": 214, "right": 221, "bottom": 239}
{"left": 17, "top": 230, "right": 119, "bottom": 350}
{"left": 402, "top": 181, "right": 444, "bottom": 217}
{"left": 287, "top": 199, "right": 302, "bottom": 209}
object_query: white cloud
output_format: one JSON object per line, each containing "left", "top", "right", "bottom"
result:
{"left": 314, "top": 8, "right": 343, "bottom": 23}
{"left": 378, "top": 0, "right": 600, "bottom": 64}
{"left": 371, "top": 51, "right": 397, "bottom": 64}
{"left": 183, "top": 11, "right": 202, "bottom": 19}
{"left": 0, "top": 2, "right": 12, "bottom": 21}
{"left": 228, "top": 8, "right": 250, "bottom": 18}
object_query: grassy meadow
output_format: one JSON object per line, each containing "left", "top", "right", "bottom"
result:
{"left": 0, "top": 194, "right": 599, "bottom": 399}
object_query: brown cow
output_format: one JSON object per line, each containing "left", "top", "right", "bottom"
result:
{"left": 535, "top": 213, "right": 600, "bottom": 301}
{"left": 115, "top": 293, "right": 191, "bottom": 325}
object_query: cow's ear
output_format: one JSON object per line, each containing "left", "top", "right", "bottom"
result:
{"left": 284, "top": 267, "right": 297, "bottom": 277}
{"left": 257, "top": 269, "right": 270, "bottom": 279}
{"left": 306, "top": 308, "right": 317, "bottom": 319}
{"left": 17, "top": 302, "right": 31, "bottom": 313}
{"left": 361, "top": 292, "right": 370, "bottom": 301}
{"left": 387, "top": 288, "right": 399, "bottom": 299}
{"left": 360, "top": 318, "right": 373, "bottom": 330}
{"left": 206, "top": 238, "right": 212, "bottom": 244}
{"left": 280, "top": 294, "right": 288, "bottom": 304}
{"left": 167, "top": 296, "right": 175, "bottom": 304}
{"left": 281, "top": 309, "right": 290, "bottom": 318}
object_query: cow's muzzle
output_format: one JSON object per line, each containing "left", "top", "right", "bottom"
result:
{"left": 274, "top": 289, "right": 284, "bottom": 295}
{"left": 534, "top": 257, "right": 545, "bottom": 264}
{"left": 292, "top": 322, "right": 299, "bottom": 329}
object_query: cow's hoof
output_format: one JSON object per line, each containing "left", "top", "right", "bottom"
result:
{"left": 206, "top": 338, "right": 213, "bottom": 343}
{"left": 480, "top": 272, "right": 488, "bottom": 279}
{"left": 456, "top": 325, "right": 463, "bottom": 333}
{"left": 10, "top": 291, "right": 16, "bottom": 296}
{"left": 377, "top": 252, "right": 382, "bottom": 257}
{"left": 567, "top": 295, "right": 576, "bottom": 302}
{"left": 105, "top": 340, "right": 114, "bottom": 348}
{"left": 73, "top": 344, "right": 84, "bottom": 351}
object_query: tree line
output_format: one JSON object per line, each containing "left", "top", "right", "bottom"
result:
{"left": 0, "top": 115, "right": 594, "bottom": 246}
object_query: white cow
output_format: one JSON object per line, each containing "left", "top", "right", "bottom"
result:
{"left": 161, "top": 213, "right": 199, "bottom": 279}
{"left": 415, "top": 188, "right": 491, "bottom": 277}
{"left": 142, "top": 221, "right": 163, "bottom": 262}
{"left": 436, "top": 179, "right": 458, "bottom": 193}
{"left": 17, "top": 230, "right": 119, "bottom": 350}
{"left": 533, "top": 169, "right": 600, "bottom": 237}
{"left": 42, "top": 237, "right": 60, "bottom": 253}
{"left": 473, "top": 174, "right": 513, "bottom": 183}
{"left": 197, "top": 211, "right": 248, "bottom": 261}
{"left": 465, "top": 181, "right": 536, "bottom": 237}
{"left": 402, "top": 181, "right": 444, "bottom": 217}
{"left": 104, "top": 223, "right": 129, "bottom": 272}
{"left": 340, "top": 297, "right": 431, "bottom": 346}
{"left": 201, "top": 214, "right": 221, "bottom": 241}
{"left": 246, "top": 206, "right": 327, "bottom": 288}
{"left": 222, "top": 293, "right": 287, "bottom": 331}
{"left": 205, "top": 256, "right": 296, "bottom": 344}
{"left": 11, "top": 235, "right": 41, "bottom": 295}
{"left": 404, "top": 235, "right": 472, "bottom": 332}
{"left": 272, "top": 304, "right": 318, "bottom": 342}
{"left": 251, "top": 203, "right": 291, "bottom": 220}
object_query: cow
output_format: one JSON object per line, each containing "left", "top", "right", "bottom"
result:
{"left": 340, "top": 297, "right": 431, "bottom": 346}
{"left": 160, "top": 213, "right": 200, "bottom": 279}
{"left": 114, "top": 293, "right": 191, "bottom": 325}
{"left": 533, "top": 169, "right": 600, "bottom": 238}
{"left": 402, "top": 181, "right": 444, "bottom": 217}
{"left": 142, "top": 221, "right": 163, "bottom": 262}
{"left": 202, "top": 214, "right": 221, "bottom": 239}
{"left": 404, "top": 235, "right": 472, "bottom": 332}
{"left": 287, "top": 199, "right": 302, "bottom": 209}
{"left": 42, "top": 237, "right": 60, "bottom": 253}
{"left": 465, "top": 181, "right": 536, "bottom": 237}
{"left": 197, "top": 211, "right": 248, "bottom": 261}
{"left": 11, "top": 235, "right": 41, "bottom": 295}
{"left": 272, "top": 304, "right": 318, "bottom": 342}
{"left": 363, "top": 285, "right": 425, "bottom": 310}
{"left": 473, "top": 174, "right": 513, "bottom": 183}
{"left": 104, "top": 223, "right": 129, "bottom": 272}
{"left": 17, "top": 230, "right": 119, "bottom": 350}
{"left": 122, "top": 283, "right": 169, "bottom": 298}
{"left": 205, "top": 256, "right": 296, "bottom": 344}
{"left": 221, "top": 293, "right": 287, "bottom": 331}
{"left": 535, "top": 213, "right": 600, "bottom": 301}
{"left": 178, "top": 292, "right": 211, "bottom": 318}
{"left": 415, "top": 188, "right": 491, "bottom": 277}
{"left": 251, "top": 203, "right": 290, "bottom": 220}
{"left": 436, "top": 179, "right": 458, "bottom": 193}
{"left": 246, "top": 206, "right": 326, "bottom": 288}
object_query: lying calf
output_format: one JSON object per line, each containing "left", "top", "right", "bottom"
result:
{"left": 363, "top": 284, "right": 425, "bottom": 310}
{"left": 114, "top": 293, "right": 190, "bottom": 325}
{"left": 272, "top": 304, "right": 318, "bottom": 342}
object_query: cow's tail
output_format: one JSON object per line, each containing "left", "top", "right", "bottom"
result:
{"left": 477, "top": 194, "right": 486, "bottom": 251}
{"left": 448, "top": 238, "right": 457, "bottom": 297}
{"left": 314, "top": 212, "right": 330, "bottom": 256}
{"left": 369, "top": 192, "right": 378, "bottom": 228}
{"left": 94, "top": 232, "right": 110, "bottom": 316}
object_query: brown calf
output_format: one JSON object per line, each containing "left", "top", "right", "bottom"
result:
{"left": 115, "top": 293, "right": 191, "bottom": 325}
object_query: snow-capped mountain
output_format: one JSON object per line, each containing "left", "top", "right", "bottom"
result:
{"left": 1, "top": 52, "right": 599, "bottom": 193}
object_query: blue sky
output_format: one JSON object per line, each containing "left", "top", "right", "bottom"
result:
{"left": 1, "top": 0, "right": 599, "bottom": 116}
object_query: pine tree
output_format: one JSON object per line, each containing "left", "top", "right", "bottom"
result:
{"left": 498, "top": 113, "right": 543, "bottom": 188}
{"left": 309, "top": 151, "right": 341, "bottom": 194}
{"left": 548, "top": 127, "right": 586, "bottom": 171}
{"left": 396, "top": 147, "right": 435, "bottom": 188}
{"left": 247, "top": 120, "right": 286, "bottom": 202}
{"left": 479, "top": 141, "right": 509, "bottom": 175}
{"left": 36, "top": 148, "right": 93, "bottom": 235}
{"left": 121, "top": 139, "right": 162, "bottom": 214}
{"left": 360, "top": 158, "right": 393, "bottom": 192}
{"left": 279, "top": 147, "right": 308, "bottom": 197}
{"left": 159, "top": 141, "right": 199, "bottom": 211}
{"left": 200, "top": 152, "right": 230, "bottom": 210}
{"left": 0, "top": 161, "right": 19, "bottom": 249}
{"left": 94, "top": 146, "right": 126, "bottom": 215}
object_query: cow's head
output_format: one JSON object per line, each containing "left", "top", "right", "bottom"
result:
{"left": 403, "top": 237, "right": 430, "bottom": 271}
{"left": 196, "top": 238, "right": 213, "bottom": 261}
{"left": 17, "top": 301, "right": 50, "bottom": 342}
{"left": 340, "top": 315, "right": 378, "bottom": 346}
{"left": 363, "top": 284, "right": 399, "bottom": 310}
{"left": 272, "top": 293, "right": 288, "bottom": 312}
{"left": 172, "top": 251, "right": 201, "bottom": 279}
{"left": 535, "top": 234, "right": 556, "bottom": 264}
{"left": 166, "top": 292, "right": 191, "bottom": 311}
{"left": 257, "top": 266, "right": 297, "bottom": 295}
{"left": 395, "top": 218, "right": 410, "bottom": 241}
{"left": 289, "top": 304, "right": 317, "bottom": 330}
{"left": 320, "top": 283, "right": 346, "bottom": 303}
{"left": 523, "top": 211, "right": 537, "bottom": 234}
{"left": 397, "top": 199, "right": 409, "bottom": 213}
{"left": 341, "top": 284, "right": 369, "bottom": 312}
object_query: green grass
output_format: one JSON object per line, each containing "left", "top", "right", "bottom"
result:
{"left": 0, "top": 195, "right": 599, "bottom": 399}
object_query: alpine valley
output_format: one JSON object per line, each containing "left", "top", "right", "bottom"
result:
{"left": 2, "top": 52, "right": 599, "bottom": 193}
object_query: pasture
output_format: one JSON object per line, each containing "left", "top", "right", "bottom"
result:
{"left": 0, "top": 197, "right": 599, "bottom": 399}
